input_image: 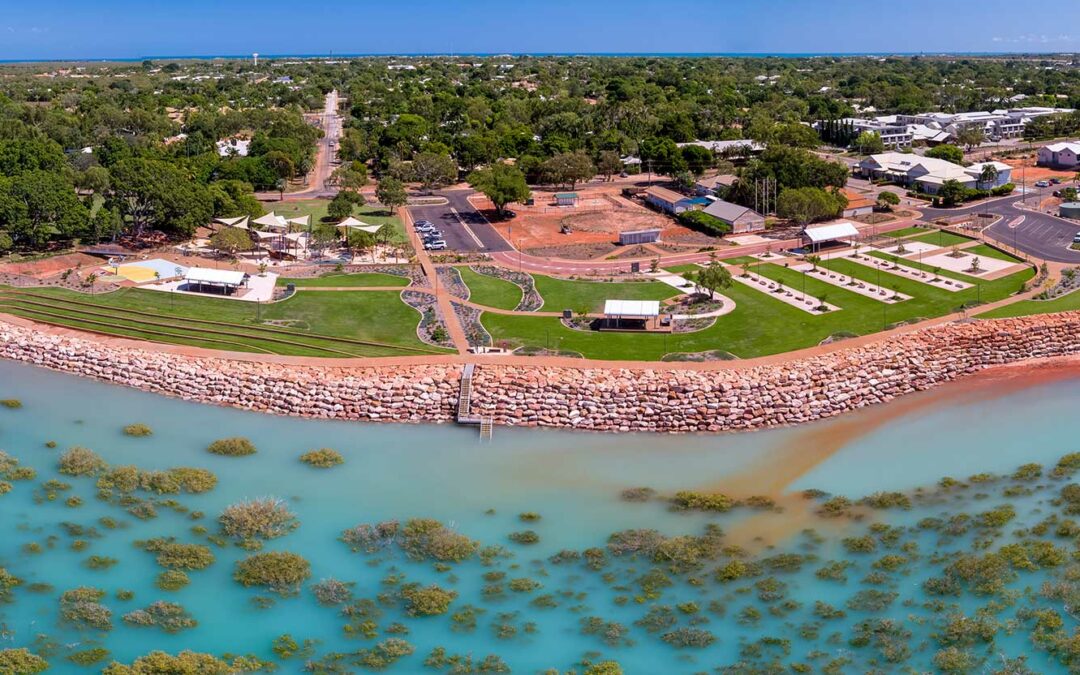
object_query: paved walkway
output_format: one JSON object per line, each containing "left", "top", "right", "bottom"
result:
{"left": 401, "top": 208, "right": 470, "bottom": 354}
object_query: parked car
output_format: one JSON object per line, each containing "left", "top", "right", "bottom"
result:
{"left": 1051, "top": 177, "right": 1063, "bottom": 184}
{"left": 423, "top": 230, "right": 443, "bottom": 239}
{"left": 1073, "top": 233, "right": 1080, "bottom": 244}
{"left": 415, "top": 220, "right": 434, "bottom": 227}
{"left": 415, "top": 224, "right": 436, "bottom": 234}
{"left": 425, "top": 240, "right": 447, "bottom": 250}
{"left": 1035, "top": 180, "right": 1051, "bottom": 188}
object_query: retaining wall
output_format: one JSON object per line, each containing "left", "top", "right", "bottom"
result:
{"left": 1, "top": 313, "right": 1078, "bottom": 433}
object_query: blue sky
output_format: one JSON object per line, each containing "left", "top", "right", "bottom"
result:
{"left": 2, "top": 0, "right": 1079, "bottom": 60}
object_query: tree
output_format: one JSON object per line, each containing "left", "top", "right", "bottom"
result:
{"left": 978, "top": 163, "right": 999, "bottom": 190}
{"left": 0, "top": 230, "right": 11, "bottom": 253}
{"left": 375, "top": 177, "right": 408, "bottom": 216}
{"left": 331, "top": 162, "right": 369, "bottom": 191}
{"left": 5, "top": 171, "right": 90, "bottom": 247}
{"left": 925, "top": 144, "right": 965, "bottom": 165}
{"left": 597, "top": 151, "right": 623, "bottom": 181}
{"left": 693, "top": 263, "right": 732, "bottom": 300}
{"left": 328, "top": 191, "right": 365, "bottom": 221}
{"left": 410, "top": 151, "right": 458, "bottom": 191}
{"left": 807, "top": 254, "right": 822, "bottom": 271}
{"left": 776, "top": 187, "right": 846, "bottom": 225}
{"left": 956, "top": 126, "right": 985, "bottom": 150}
{"left": 263, "top": 150, "right": 295, "bottom": 180}
{"left": 877, "top": 191, "right": 901, "bottom": 210}
{"left": 347, "top": 228, "right": 377, "bottom": 262}
{"left": 108, "top": 158, "right": 213, "bottom": 237}
{"left": 467, "top": 164, "right": 530, "bottom": 216}
{"left": 541, "top": 151, "right": 596, "bottom": 189}
{"left": 852, "top": 131, "right": 885, "bottom": 155}
{"left": 938, "top": 179, "right": 967, "bottom": 207}
{"left": 680, "top": 145, "right": 713, "bottom": 178}
{"left": 209, "top": 227, "right": 254, "bottom": 255}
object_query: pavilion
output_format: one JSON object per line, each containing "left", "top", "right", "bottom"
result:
{"left": 183, "top": 267, "right": 249, "bottom": 296}
{"left": 802, "top": 221, "right": 860, "bottom": 251}
{"left": 602, "top": 299, "right": 661, "bottom": 330}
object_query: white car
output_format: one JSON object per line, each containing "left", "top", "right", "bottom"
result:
{"left": 425, "top": 240, "right": 447, "bottom": 250}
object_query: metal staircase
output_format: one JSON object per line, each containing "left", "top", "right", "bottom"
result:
{"left": 455, "top": 364, "right": 492, "bottom": 439}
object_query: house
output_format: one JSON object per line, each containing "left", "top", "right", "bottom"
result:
{"left": 216, "top": 138, "right": 250, "bottom": 157}
{"left": 858, "top": 153, "right": 1012, "bottom": 194}
{"left": 840, "top": 189, "right": 875, "bottom": 218}
{"left": 644, "top": 186, "right": 696, "bottom": 215}
{"left": 1038, "top": 142, "right": 1080, "bottom": 168}
{"left": 554, "top": 192, "right": 579, "bottom": 207}
{"left": 677, "top": 140, "right": 764, "bottom": 156}
{"left": 694, "top": 174, "right": 737, "bottom": 197}
{"left": 701, "top": 200, "right": 766, "bottom": 233}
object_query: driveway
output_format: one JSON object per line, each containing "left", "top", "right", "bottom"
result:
{"left": 407, "top": 190, "right": 513, "bottom": 253}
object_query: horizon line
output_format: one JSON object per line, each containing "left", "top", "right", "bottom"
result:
{"left": 0, "top": 50, "right": 1078, "bottom": 64}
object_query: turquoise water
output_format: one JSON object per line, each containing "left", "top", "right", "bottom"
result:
{"left": 0, "top": 359, "right": 1077, "bottom": 672}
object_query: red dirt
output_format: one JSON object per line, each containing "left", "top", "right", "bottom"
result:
{"left": 0, "top": 253, "right": 102, "bottom": 279}
{"left": 475, "top": 181, "right": 721, "bottom": 254}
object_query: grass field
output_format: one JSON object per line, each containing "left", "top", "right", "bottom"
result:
{"left": 0, "top": 286, "right": 444, "bottom": 357}
{"left": 965, "top": 243, "right": 1022, "bottom": 263}
{"left": 662, "top": 264, "right": 703, "bottom": 275}
{"left": 534, "top": 275, "right": 681, "bottom": 313}
{"left": 275, "top": 272, "right": 410, "bottom": 288}
{"left": 980, "top": 289, "right": 1080, "bottom": 319}
{"left": 269, "top": 200, "right": 406, "bottom": 241}
{"left": 457, "top": 266, "right": 522, "bottom": 310}
{"left": 882, "top": 226, "right": 930, "bottom": 238}
{"left": 483, "top": 263, "right": 1033, "bottom": 360}
{"left": 909, "top": 230, "right": 975, "bottom": 249}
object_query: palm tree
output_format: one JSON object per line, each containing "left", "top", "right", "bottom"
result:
{"left": 978, "top": 164, "right": 999, "bottom": 191}
{"left": 806, "top": 254, "right": 822, "bottom": 271}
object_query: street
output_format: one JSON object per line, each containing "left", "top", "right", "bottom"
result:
{"left": 406, "top": 190, "right": 513, "bottom": 253}
{"left": 921, "top": 187, "right": 1080, "bottom": 262}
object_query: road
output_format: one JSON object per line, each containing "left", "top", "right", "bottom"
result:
{"left": 921, "top": 185, "right": 1080, "bottom": 262}
{"left": 262, "top": 90, "right": 343, "bottom": 200}
{"left": 406, "top": 190, "right": 513, "bottom": 253}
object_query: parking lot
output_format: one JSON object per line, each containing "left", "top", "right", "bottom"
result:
{"left": 407, "top": 190, "right": 513, "bottom": 253}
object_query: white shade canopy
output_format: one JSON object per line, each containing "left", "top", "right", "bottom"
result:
{"left": 337, "top": 216, "right": 363, "bottom": 227}
{"left": 215, "top": 216, "right": 248, "bottom": 228}
{"left": 287, "top": 215, "right": 310, "bottom": 227}
{"left": 603, "top": 300, "right": 660, "bottom": 317}
{"left": 804, "top": 221, "right": 859, "bottom": 244}
{"left": 340, "top": 221, "right": 383, "bottom": 234}
{"left": 253, "top": 212, "right": 289, "bottom": 230}
{"left": 185, "top": 267, "right": 247, "bottom": 287}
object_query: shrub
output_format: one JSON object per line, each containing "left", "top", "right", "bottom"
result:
{"left": 312, "top": 578, "right": 355, "bottom": 606}
{"left": 400, "top": 518, "right": 479, "bottom": 562}
{"left": 234, "top": 551, "right": 311, "bottom": 596}
{"left": 219, "top": 498, "right": 298, "bottom": 543}
{"left": 156, "top": 570, "right": 190, "bottom": 591}
{"left": 85, "top": 556, "right": 119, "bottom": 570}
{"left": 122, "top": 424, "right": 153, "bottom": 437}
{"left": 401, "top": 584, "right": 457, "bottom": 616}
{"left": 206, "top": 437, "right": 257, "bottom": 457}
{"left": 341, "top": 520, "right": 400, "bottom": 553}
{"left": 0, "top": 648, "right": 48, "bottom": 674}
{"left": 299, "top": 448, "right": 344, "bottom": 468}
{"left": 508, "top": 530, "right": 540, "bottom": 545}
{"left": 0, "top": 567, "right": 22, "bottom": 603}
{"left": 59, "top": 446, "right": 107, "bottom": 476}
{"left": 661, "top": 627, "right": 717, "bottom": 648}
{"left": 620, "top": 487, "right": 656, "bottom": 502}
{"left": 678, "top": 210, "right": 732, "bottom": 236}
{"left": 100, "top": 651, "right": 233, "bottom": 674}
{"left": 167, "top": 468, "right": 218, "bottom": 493}
{"left": 0, "top": 399, "right": 22, "bottom": 409}
{"left": 518, "top": 512, "right": 542, "bottom": 522}
{"left": 140, "top": 539, "right": 215, "bottom": 570}
{"left": 59, "top": 586, "right": 112, "bottom": 631}
{"left": 670, "top": 491, "right": 735, "bottom": 512}
{"left": 67, "top": 648, "right": 110, "bottom": 666}
{"left": 122, "top": 601, "right": 197, "bottom": 633}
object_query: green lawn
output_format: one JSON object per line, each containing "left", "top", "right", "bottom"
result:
{"left": 457, "top": 266, "right": 522, "bottom": 310}
{"left": 484, "top": 263, "right": 1033, "bottom": 360}
{"left": 721, "top": 256, "right": 762, "bottom": 265}
{"left": 882, "top": 226, "right": 930, "bottom": 238}
{"left": 0, "top": 286, "right": 444, "bottom": 357}
{"left": 534, "top": 275, "right": 681, "bottom": 313}
{"left": 965, "top": 243, "right": 1022, "bottom": 263}
{"left": 276, "top": 272, "right": 410, "bottom": 288}
{"left": 269, "top": 200, "right": 406, "bottom": 241}
{"left": 663, "top": 264, "right": 703, "bottom": 275}
{"left": 909, "top": 230, "right": 975, "bottom": 248}
{"left": 980, "top": 289, "right": 1080, "bottom": 319}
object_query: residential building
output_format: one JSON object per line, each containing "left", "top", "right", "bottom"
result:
{"left": 644, "top": 186, "right": 697, "bottom": 214}
{"left": 840, "top": 189, "right": 875, "bottom": 218}
{"left": 1037, "top": 142, "right": 1080, "bottom": 168}
{"left": 216, "top": 138, "right": 250, "bottom": 157}
{"left": 858, "top": 153, "right": 1012, "bottom": 194}
{"left": 693, "top": 174, "right": 737, "bottom": 197}
{"left": 839, "top": 116, "right": 914, "bottom": 148}
{"left": 839, "top": 107, "right": 1072, "bottom": 149}
{"left": 676, "top": 140, "right": 764, "bottom": 156}
{"left": 701, "top": 200, "right": 766, "bottom": 233}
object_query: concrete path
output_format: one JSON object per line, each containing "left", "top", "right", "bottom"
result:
{"left": 401, "top": 209, "right": 471, "bottom": 355}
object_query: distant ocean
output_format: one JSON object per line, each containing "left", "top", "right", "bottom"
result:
{"left": 0, "top": 51, "right": 1066, "bottom": 64}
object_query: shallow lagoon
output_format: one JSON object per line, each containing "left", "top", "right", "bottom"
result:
{"left": 0, "top": 359, "right": 1078, "bottom": 672}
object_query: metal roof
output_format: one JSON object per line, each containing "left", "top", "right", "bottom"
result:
{"left": 804, "top": 221, "right": 860, "bottom": 243}
{"left": 603, "top": 300, "right": 660, "bottom": 317}
{"left": 185, "top": 267, "right": 247, "bottom": 286}
{"left": 703, "top": 199, "right": 760, "bottom": 223}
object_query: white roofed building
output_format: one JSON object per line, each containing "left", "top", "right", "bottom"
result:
{"left": 858, "top": 153, "right": 1012, "bottom": 194}
{"left": 1038, "top": 142, "right": 1080, "bottom": 168}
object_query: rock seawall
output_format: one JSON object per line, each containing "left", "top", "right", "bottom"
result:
{"left": 2, "top": 313, "right": 1078, "bottom": 433}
